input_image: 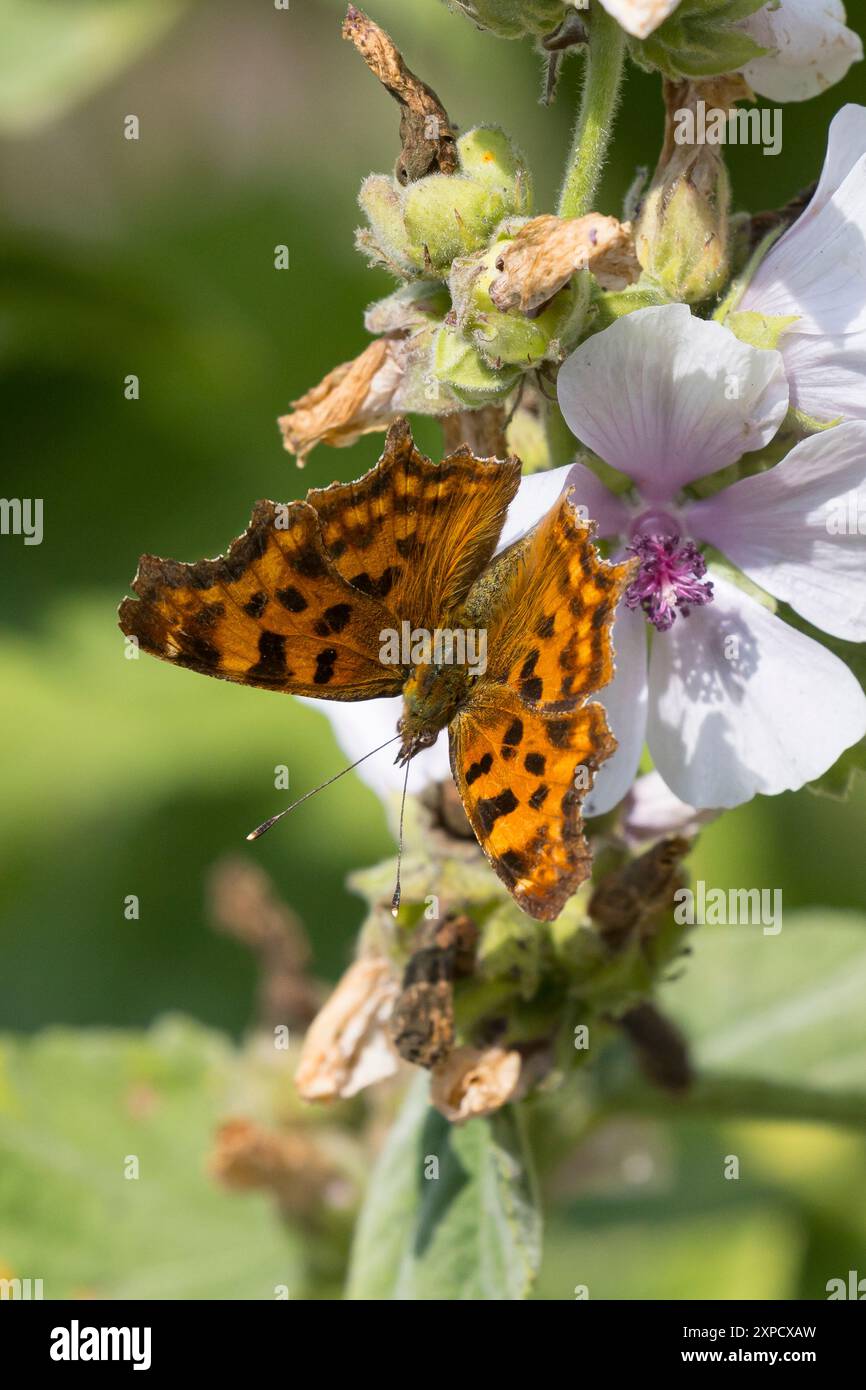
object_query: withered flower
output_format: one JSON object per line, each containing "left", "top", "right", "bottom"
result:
{"left": 488, "top": 212, "right": 639, "bottom": 315}
{"left": 430, "top": 1044, "right": 521, "bottom": 1122}
{"left": 278, "top": 338, "right": 404, "bottom": 467}
{"left": 209, "top": 1118, "right": 350, "bottom": 1218}
{"left": 295, "top": 955, "right": 401, "bottom": 1101}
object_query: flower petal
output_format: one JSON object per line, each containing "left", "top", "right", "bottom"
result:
{"left": 298, "top": 695, "right": 450, "bottom": 799}
{"left": 622, "top": 770, "right": 719, "bottom": 845}
{"left": 495, "top": 464, "right": 571, "bottom": 552}
{"left": 557, "top": 305, "right": 788, "bottom": 499}
{"left": 584, "top": 602, "right": 649, "bottom": 817}
{"left": 780, "top": 330, "right": 866, "bottom": 423}
{"left": 688, "top": 422, "right": 866, "bottom": 642}
{"left": 598, "top": 0, "right": 681, "bottom": 40}
{"left": 740, "top": 0, "right": 863, "bottom": 104}
{"left": 740, "top": 109, "right": 866, "bottom": 336}
{"left": 809, "top": 102, "right": 866, "bottom": 217}
{"left": 496, "top": 461, "right": 629, "bottom": 550}
{"left": 647, "top": 571, "right": 866, "bottom": 808}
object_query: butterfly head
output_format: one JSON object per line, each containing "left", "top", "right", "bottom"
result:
{"left": 397, "top": 662, "right": 468, "bottom": 765}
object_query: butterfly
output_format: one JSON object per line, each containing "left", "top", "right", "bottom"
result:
{"left": 118, "top": 419, "right": 631, "bottom": 920}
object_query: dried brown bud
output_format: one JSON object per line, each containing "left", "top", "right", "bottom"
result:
{"left": 488, "top": 213, "right": 639, "bottom": 315}
{"left": 388, "top": 914, "right": 480, "bottom": 1068}
{"left": 295, "top": 956, "right": 400, "bottom": 1102}
{"left": 209, "top": 1118, "right": 346, "bottom": 1217}
{"left": 206, "top": 857, "right": 321, "bottom": 1029}
{"left": 342, "top": 4, "right": 457, "bottom": 184}
{"left": 618, "top": 1001, "right": 693, "bottom": 1095}
{"left": 589, "top": 835, "right": 691, "bottom": 950}
{"left": 430, "top": 1044, "right": 521, "bottom": 1123}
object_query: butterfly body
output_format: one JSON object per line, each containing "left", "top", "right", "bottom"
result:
{"left": 119, "top": 419, "right": 632, "bottom": 920}
{"left": 398, "top": 659, "right": 473, "bottom": 762}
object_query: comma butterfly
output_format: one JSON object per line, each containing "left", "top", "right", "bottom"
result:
{"left": 118, "top": 419, "right": 631, "bottom": 920}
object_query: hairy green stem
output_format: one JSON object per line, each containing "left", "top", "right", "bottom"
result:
{"left": 609, "top": 1074, "right": 866, "bottom": 1132}
{"left": 557, "top": 6, "right": 626, "bottom": 220}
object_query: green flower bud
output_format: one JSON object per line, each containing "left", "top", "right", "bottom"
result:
{"left": 590, "top": 274, "right": 674, "bottom": 332}
{"left": 635, "top": 76, "right": 743, "bottom": 305}
{"left": 444, "top": 0, "right": 568, "bottom": 41}
{"left": 432, "top": 321, "right": 520, "bottom": 404}
{"left": 450, "top": 242, "right": 589, "bottom": 367}
{"left": 631, "top": 0, "right": 768, "bottom": 80}
{"left": 457, "top": 125, "right": 533, "bottom": 215}
{"left": 357, "top": 174, "right": 413, "bottom": 273}
{"left": 403, "top": 173, "right": 512, "bottom": 273}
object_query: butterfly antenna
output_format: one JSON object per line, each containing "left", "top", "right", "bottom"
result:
{"left": 390, "top": 754, "right": 412, "bottom": 918}
{"left": 246, "top": 733, "right": 401, "bottom": 842}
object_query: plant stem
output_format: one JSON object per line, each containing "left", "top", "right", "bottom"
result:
{"left": 544, "top": 400, "right": 576, "bottom": 471}
{"left": 609, "top": 1073, "right": 866, "bottom": 1132}
{"left": 557, "top": 7, "right": 626, "bottom": 221}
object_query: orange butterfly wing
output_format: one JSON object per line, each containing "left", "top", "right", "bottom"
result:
{"left": 450, "top": 685, "right": 614, "bottom": 920}
{"left": 118, "top": 498, "right": 403, "bottom": 699}
{"left": 451, "top": 488, "right": 633, "bottom": 919}
{"left": 306, "top": 418, "right": 521, "bottom": 632}
{"left": 478, "top": 486, "right": 632, "bottom": 713}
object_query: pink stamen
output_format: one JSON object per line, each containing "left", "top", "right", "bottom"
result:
{"left": 625, "top": 533, "right": 714, "bottom": 632}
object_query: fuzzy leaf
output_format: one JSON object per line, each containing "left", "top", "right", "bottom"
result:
{"left": 0, "top": 1018, "right": 304, "bottom": 1298}
{"left": 346, "top": 1072, "right": 541, "bottom": 1299}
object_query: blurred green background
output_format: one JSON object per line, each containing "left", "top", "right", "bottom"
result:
{"left": 1, "top": 0, "right": 865, "bottom": 1300}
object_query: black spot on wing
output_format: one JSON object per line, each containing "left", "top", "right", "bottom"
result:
{"left": 349, "top": 566, "right": 401, "bottom": 600}
{"left": 248, "top": 630, "right": 287, "bottom": 680}
{"left": 314, "top": 647, "right": 338, "bottom": 685}
{"left": 465, "top": 751, "right": 494, "bottom": 786}
{"left": 277, "top": 586, "right": 308, "bottom": 613}
{"left": 476, "top": 787, "right": 519, "bottom": 834}
{"left": 314, "top": 602, "right": 352, "bottom": 636}
{"left": 502, "top": 718, "right": 524, "bottom": 747}
{"left": 244, "top": 592, "right": 268, "bottom": 619}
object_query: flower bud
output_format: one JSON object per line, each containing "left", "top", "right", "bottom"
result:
{"left": 432, "top": 320, "right": 521, "bottom": 404}
{"left": 456, "top": 125, "right": 533, "bottom": 215}
{"left": 403, "top": 174, "right": 503, "bottom": 271}
{"left": 357, "top": 173, "right": 414, "bottom": 274}
{"left": 363, "top": 281, "right": 450, "bottom": 336}
{"left": 445, "top": 0, "right": 569, "bottom": 41}
{"left": 635, "top": 76, "right": 747, "bottom": 305}
{"left": 630, "top": 0, "right": 768, "bottom": 80}
{"left": 450, "top": 241, "right": 589, "bottom": 367}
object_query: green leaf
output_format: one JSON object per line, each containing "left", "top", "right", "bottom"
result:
{"left": 0, "top": 1018, "right": 305, "bottom": 1298}
{"left": 0, "top": 0, "right": 188, "bottom": 135}
{"left": 657, "top": 911, "right": 866, "bottom": 1126}
{"left": 347, "top": 1072, "right": 541, "bottom": 1299}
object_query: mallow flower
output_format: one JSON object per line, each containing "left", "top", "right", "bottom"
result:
{"left": 738, "top": 0, "right": 862, "bottom": 104}
{"left": 735, "top": 104, "right": 866, "bottom": 426}
{"left": 546, "top": 304, "right": 866, "bottom": 812}
{"left": 303, "top": 306, "right": 866, "bottom": 819}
